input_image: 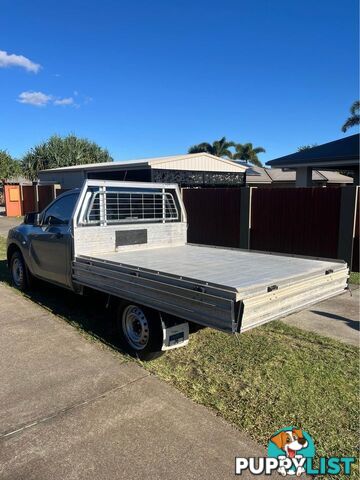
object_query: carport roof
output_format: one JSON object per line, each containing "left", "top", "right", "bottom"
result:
{"left": 266, "top": 133, "right": 359, "bottom": 168}
{"left": 41, "top": 153, "right": 247, "bottom": 173}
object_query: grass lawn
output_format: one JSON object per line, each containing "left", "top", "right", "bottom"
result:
{"left": 145, "top": 326, "right": 359, "bottom": 478}
{"left": 0, "top": 235, "right": 358, "bottom": 478}
{"left": 349, "top": 271, "right": 360, "bottom": 285}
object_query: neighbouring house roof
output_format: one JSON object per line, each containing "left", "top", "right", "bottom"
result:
{"left": 246, "top": 166, "right": 353, "bottom": 184}
{"left": 266, "top": 134, "right": 359, "bottom": 168}
{"left": 243, "top": 166, "right": 272, "bottom": 184}
{"left": 40, "top": 153, "right": 247, "bottom": 174}
{"left": 318, "top": 170, "right": 354, "bottom": 183}
{"left": 265, "top": 168, "right": 326, "bottom": 182}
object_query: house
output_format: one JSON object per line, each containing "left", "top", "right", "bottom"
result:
{"left": 38, "top": 153, "right": 247, "bottom": 189}
{"left": 266, "top": 134, "right": 359, "bottom": 187}
{"left": 244, "top": 165, "right": 353, "bottom": 187}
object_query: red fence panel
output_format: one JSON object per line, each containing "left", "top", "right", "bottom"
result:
{"left": 38, "top": 185, "right": 55, "bottom": 211}
{"left": 250, "top": 187, "right": 342, "bottom": 259}
{"left": 352, "top": 191, "right": 359, "bottom": 272}
{"left": 182, "top": 188, "right": 241, "bottom": 248}
{"left": 21, "top": 186, "right": 37, "bottom": 214}
{"left": 21, "top": 185, "right": 55, "bottom": 214}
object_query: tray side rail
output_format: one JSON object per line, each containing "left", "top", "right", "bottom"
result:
{"left": 73, "top": 257, "right": 239, "bottom": 333}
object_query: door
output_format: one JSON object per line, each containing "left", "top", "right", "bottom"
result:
{"left": 4, "top": 185, "right": 22, "bottom": 217}
{"left": 28, "top": 192, "right": 79, "bottom": 286}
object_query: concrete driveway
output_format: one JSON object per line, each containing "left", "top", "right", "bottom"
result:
{"left": 0, "top": 283, "right": 266, "bottom": 480}
{"left": 282, "top": 286, "right": 359, "bottom": 346}
{"left": 0, "top": 214, "right": 22, "bottom": 237}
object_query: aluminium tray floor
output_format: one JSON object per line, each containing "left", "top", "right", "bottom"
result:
{"left": 80, "top": 244, "right": 346, "bottom": 295}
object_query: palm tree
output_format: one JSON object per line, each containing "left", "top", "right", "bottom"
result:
{"left": 188, "top": 137, "right": 235, "bottom": 158}
{"left": 342, "top": 100, "right": 360, "bottom": 132}
{"left": 232, "top": 143, "right": 265, "bottom": 167}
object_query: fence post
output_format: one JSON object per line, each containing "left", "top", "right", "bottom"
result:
{"left": 20, "top": 184, "right": 24, "bottom": 215}
{"left": 33, "top": 182, "right": 40, "bottom": 212}
{"left": 337, "top": 186, "right": 358, "bottom": 268}
{"left": 239, "top": 187, "right": 253, "bottom": 249}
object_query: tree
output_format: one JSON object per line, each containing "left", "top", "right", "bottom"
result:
{"left": 0, "top": 150, "right": 21, "bottom": 183}
{"left": 188, "top": 137, "right": 235, "bottom": 158}
{"left": 232, "top": 143, "right": 265, "bottom": 167}
{"left": 342, "top": 100, "right": 360, "bottom": 132}
{"left": 22, "top": 134, "right": 113, "bottom": 180}
{"left": 297, "top": 144, "right": 318, "bottom": 151}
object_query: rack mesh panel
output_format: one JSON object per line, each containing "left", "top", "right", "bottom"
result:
{"left": 85, "top": 190, "right": 179, "bottom": 224}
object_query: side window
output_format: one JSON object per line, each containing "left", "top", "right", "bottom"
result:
{"left": 43, "top": 193, "right": 79, "bottom": 226}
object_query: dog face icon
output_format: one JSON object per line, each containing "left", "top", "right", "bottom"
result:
{"left": 268, "top": 427, "right": 316, "bottom": 477}
{"left": 270, "top": 428, "right": 308, "bottom": 458}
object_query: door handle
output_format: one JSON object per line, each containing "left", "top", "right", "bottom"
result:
{"left": 55, "top": 232, "right": 63, "bottom": 239}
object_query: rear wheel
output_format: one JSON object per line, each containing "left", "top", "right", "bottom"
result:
{"left": 116, "top": 303, "right": 164, "bottom": 361}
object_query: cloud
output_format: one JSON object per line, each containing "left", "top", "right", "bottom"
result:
{"left": 17, "top": 91, "right": 90, "bottom": 108}
{"left": 0, "top": 50, "right": 41, "bottom": 73}
{"left": 17, "top": 91, "right": 52, "bottom": 106}
{"left": 54, "top": 97, "right": 74, "bottom": 106}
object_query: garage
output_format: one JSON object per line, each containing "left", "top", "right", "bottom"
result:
{"left": 38, "top": 153, "right": 247, "bottom": 189}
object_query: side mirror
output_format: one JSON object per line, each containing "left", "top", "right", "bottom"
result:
{"left": 24, "top": 212, "right": 40, "bottom": 226}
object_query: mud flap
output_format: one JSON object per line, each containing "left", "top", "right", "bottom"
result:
{"left": 160, "top": 314, "right": 189, "bottom": 350}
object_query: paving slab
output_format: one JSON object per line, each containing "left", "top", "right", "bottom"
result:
{"left": 0, "top": 374, "right": 267, "bottom": 480}
{"left": 282, "top": 286, "right": 359, "bottom": 346}
{"left": 0, "top": 285, "right": 145, "bottom": 434}
{"left": 0, "top": 283, "right": 266, "bottom": 479}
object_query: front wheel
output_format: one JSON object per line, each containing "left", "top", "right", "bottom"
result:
{"left": 10, "top": 251, "right": 29, "bottom": 291}
{"left": 116, "top": 303, "right": 164, "bottom": 361}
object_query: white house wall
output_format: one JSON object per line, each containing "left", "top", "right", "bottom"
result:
{"left": 150, "top": 154, "right": 245, "bottom": 172}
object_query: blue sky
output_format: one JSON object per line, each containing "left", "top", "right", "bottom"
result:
{"left": 1, "top": 0, "right": 359, "bottom": 163}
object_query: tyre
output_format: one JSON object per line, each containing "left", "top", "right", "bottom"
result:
{"left": 116, "top": 303, "right": 164, "bottom": 361}
{"left": 10, "top": 251, "right": 30, "bottom": 291}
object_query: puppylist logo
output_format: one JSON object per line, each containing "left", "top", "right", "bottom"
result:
{"left": 268, "top": 427, "right": 314, "bottom": 476}
{"left": 235, "top": 427, "right": 356, "bottom": 476}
